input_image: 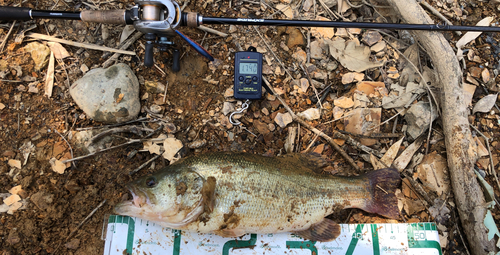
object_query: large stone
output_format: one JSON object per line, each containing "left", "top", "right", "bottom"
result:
{"left": 70, "top": 64, "right": 140, "bottom": 124}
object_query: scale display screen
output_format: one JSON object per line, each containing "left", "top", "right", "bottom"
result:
{"left": 239, "top": 62, "right": 258, "bottom": 74}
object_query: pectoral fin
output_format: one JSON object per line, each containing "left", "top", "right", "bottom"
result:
{"left": 201, "top": 176, "right": 217, "bottom": 213}
{"left": 293, "top": 218, "right": 341, "bottom": 242}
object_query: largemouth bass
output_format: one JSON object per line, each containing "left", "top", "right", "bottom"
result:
{"left": 115, "top": 152, "right": 401, "bottom": 241}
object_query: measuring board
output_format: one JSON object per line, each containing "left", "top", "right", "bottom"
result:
{"left": 102, "top": 215, "right": 442, "bottom": 255}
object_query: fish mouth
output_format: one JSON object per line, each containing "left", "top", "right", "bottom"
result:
{"left": 114, "top": 184, "right": 150, "bottom": 215}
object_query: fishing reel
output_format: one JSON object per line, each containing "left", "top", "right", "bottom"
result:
{"left": 130, "top": 0, "right": 183, "bottom": 70}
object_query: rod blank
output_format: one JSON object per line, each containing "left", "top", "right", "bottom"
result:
{"left": 201, "top": 16, "right": 500, "bottom": 32}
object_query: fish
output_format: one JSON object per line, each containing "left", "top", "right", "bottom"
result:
{"left": 115, "top": 152, "right": 401, "bottom": 241}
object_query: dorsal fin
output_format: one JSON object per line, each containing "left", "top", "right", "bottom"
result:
{"left": 278, "top": 153, "right": 329, "bottom": 174}
{"left": 293, "top": 218, "right": 341, "bottom": 242}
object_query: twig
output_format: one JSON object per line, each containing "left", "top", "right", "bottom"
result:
{"left": 102, "top": 31, "right": 143, "bottom": 68}
{"left": 263, "top": 77, "right": 361, "bottom": 173}
{"left": 304, "top": 134, "right": 319, "bottom": 152}
{"left": 0, "top": 21, "right": 16, "bottom": 53}
{"left": 306, "top": 30, "right": 311, "bottom": 64}
{"left": 345, "top": 0, "right": 363, "bottom": 8}
{"left": 377, "top": 184, "right": 388, "bottom": 194}
{"left": 253, "top": 26, "right": 294, "bottom": 81}
{"left": 163, "top": 81, "right": 169, "bottom": 103}
{"left": 425, "top": 94, "right": 433, "bottom": 155}
{"left": 62, "top": 139, "right": 145, "bottom": 163}
{"left": 53, "top": 128, "right": 76, "bottom": 169}
{"left": 317, "top": 0, "right": 344, "bottom": 21}
{"left": 337, "top": 130, "right": 403, "bottom": 139}
{"left": 300, "top": 63, "right": 323, "bottom": 110}
{"left": 180, "top": 0, "right": 190, "bottom": 11}
{"left": 68, "top": 199, "right": 106, "bottom": 240}
{"left": 333, "top": 131, "right": 384, "bottom": 158}
{"left": 198, "top": 25, "right": 228, "bottom": 37}
{"left": 27, "top": 33, "right": 136, "bottom": 55}
{"left": 76, "top": 117, "right": 149, "bottom": 131}
{"left": 402, "top": 172, "right": 434, "bottom": 204}
{"left": 470, "top": 124, "right": 500, "bottom": 191}
{"left": 369, "top": 108, "right": 407, "bottom": 130}
{"left": 129, "top": 154, "right": 162, "bottom": 175}
{"left": 90, "top": 125, "right": 154, "bottom": 144}
{"left": 419, "top": 1, "right": 461, "bottom": 36}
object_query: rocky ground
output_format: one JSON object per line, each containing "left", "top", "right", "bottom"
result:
{"left": 1, "top": 0, "right": 500, "bottom": 254}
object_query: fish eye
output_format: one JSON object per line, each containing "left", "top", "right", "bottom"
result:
{"left": 145, "top": 177, "right": 157, "bottom": 188}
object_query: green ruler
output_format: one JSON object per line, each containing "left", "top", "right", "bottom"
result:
{"left": 102, "top": 215, "right": 442, "bottom": 255}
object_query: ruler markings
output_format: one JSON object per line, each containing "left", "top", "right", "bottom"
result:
{"left": 103, "top": 216, "right": 442, "bottom": 255}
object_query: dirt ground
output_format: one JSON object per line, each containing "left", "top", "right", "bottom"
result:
{"left": 1, "top": 0, "right": 500, "bottom": 254}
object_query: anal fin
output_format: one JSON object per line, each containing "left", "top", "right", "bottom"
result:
{"left": 213, "top": 228, "right": 246, "bottom": 238}
{"left": 293, "top": 218, "right": 341, "bottom": 242}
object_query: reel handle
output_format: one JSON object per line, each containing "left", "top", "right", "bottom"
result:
{"left": 144, "top": 33, "right": 156, "bottom": 67}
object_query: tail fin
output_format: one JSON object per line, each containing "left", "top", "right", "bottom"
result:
{"left": 361, "top": 168, "right": 401, "bottom": 219}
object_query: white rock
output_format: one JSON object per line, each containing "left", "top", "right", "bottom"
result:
{"left": 297, "top": 108, "right": 321, "bottom": 120}
{"left": 222, "top": 102, "right": 235, "bottom": 116}
{"left": 274, "top": 112, "right": 293, "bottom": 128}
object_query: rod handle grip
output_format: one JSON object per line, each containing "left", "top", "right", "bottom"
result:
{"left": 81, "top": 10, "right": 128, "bottom": 24}
{"left": 0, "top": 6, "right": 32, "bottom": 21}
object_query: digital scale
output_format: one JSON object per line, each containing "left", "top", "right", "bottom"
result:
{"left": 233, "top": 47, "right": 263, "bottom": 100}
{"left": 102, "top": 215, "right": 442, "bottom": 255}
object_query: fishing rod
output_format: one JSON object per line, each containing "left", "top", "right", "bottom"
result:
{"left": 1, "top": 0, "right": 499, "bottom": 70}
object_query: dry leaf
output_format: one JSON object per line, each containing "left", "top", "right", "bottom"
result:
{"left": 310, "top": 17, "right": 335, "bottom": 39}
{"left": 342, "top": 72, "right": 364, "bottom": 84}
{"left": 162, "top": 138, "right": 183, "bottom": 161}
{"left": 120, "top": 25, "right": 136, "bottom": 44}
{"left": 4, "top": 194, "right": 21, "bottom": 206}
{"left": 416, "top": 152, "right": 450, "bottom": 197}
{"left": 47, "top": 42, "right": 70, "bottom": 60}
{"left": 7, "top": 201, "right": 22, "bottom": 215}
{"left": 482, "top": 69, "right": 491, "bottom": 83}
{"left": 463, "top": 83, "right": 477, "bottom": 106}
{"left": 473, "top": 94, "right": 498, "bottom": 114}
{"left": 370, "top": 154, "right": 386, "bottom": 170}
{"left": 338, "top": 0, "right": 350, "bottom": 13}
{"left": 8, "top": 185, "right": 23, "bottom": 195}
{"left": 276, "top": 4, "right": 293, "bottom": 19}
{"left": 8, "top": 159, "right": 21, "bottom": 169}
{"left": 334, "top": 96, "right": 354, "bottom": 108}
{"left": 393, "top": 136, "right": 424, "bottom": 172}
{"left": 0, "top": 103, "right": 5, "bottom": 110}
{"left": 456, "top": 17, "right": 493, "bottom": 60}
{"left": 148, "top": 143, "right": 162, "bottom": 155}
{"left": 49, "top": 157, "right": 67, "bottom": 174}
{"left": 327, "top": 38, "right": 383, "bottom": 72}
{"left": 475, "top": 137, "right": 490, "bottom": 158}
{"left": 380, "top": 137, "right": 404, "bottom": 167}
{"left": 44, "top": 51, "right": 55, "bottom": 98}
